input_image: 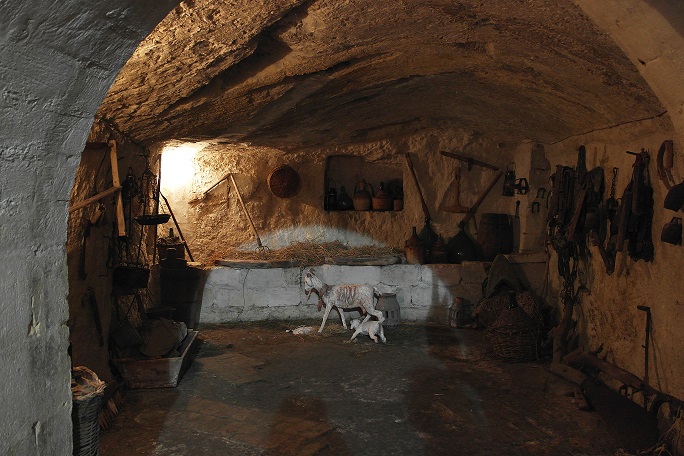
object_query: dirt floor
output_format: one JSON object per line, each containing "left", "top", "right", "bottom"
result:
{"left": 99, "top": 321, "right": 659, "bottom": 455}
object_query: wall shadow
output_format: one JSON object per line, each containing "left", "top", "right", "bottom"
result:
{"left": 645, "top": 0, "right": 684, "bottom": 38}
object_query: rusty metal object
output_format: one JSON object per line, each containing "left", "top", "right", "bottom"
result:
{"left": 589, "top": 230, "right": 614, "bottom": 275}
{"left": 656, "top": 140, "right": 675, "bottom": 190}
{"left": 637, "top": 305, "right": 652, "bottom": 411}
{"left": 661, "top": 217, "right": 682, "bottom": 245}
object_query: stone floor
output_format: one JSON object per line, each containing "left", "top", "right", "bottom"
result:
{"left": 100, "top": 321, "right": 659, "bottom": 456}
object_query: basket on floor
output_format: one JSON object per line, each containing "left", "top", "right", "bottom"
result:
{"left": 486, "top": 305, "right": 539, "bottom": 362}
{"left": 71, "top": 366, "right": 106, "bottom": 456}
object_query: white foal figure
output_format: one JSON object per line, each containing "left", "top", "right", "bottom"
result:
{"left": 350, "top": 318, "right": 386, "bottom": 343}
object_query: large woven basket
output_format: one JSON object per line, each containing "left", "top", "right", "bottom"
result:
{"left": 486, "top": 305, "right": 539, "bottom": 362}
{"left": 72, "top": 367, "right": 105, "bottom": 456}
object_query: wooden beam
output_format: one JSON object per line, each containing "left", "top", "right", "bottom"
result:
{"left": 69, "top": 186, "right": 121, "bottom": 213}
{"left": 550, "top": 362, "right": 587, "bottom": 387}
{"left": 440, "top": 151, "right": 499, "bottom": 171}
{"left": 109, "top": 140, "right": 126, "bottom": 237}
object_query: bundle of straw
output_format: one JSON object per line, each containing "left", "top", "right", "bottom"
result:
{"left": 221, "top": 241, "right": 399, "bottom": 266}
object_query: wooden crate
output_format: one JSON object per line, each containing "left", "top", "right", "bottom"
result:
{"left": 113, "top": 330, "right": 199, "bottom": 388}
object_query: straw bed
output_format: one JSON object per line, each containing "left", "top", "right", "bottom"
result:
{"left": 220, "top": 241, "right": 400, "bottom": 266}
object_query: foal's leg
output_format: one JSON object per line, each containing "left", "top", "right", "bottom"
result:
{"left": 360, "top": 313, "right": 372, "bottom": 325}
{"left": 378, "top": 322, "right": 386, "bottom": 343}
{"left": 369, "top": 325, "right": 378, "bottom": 343}
{"left": 349, "top": 325, "right": 364, "bottom": 342}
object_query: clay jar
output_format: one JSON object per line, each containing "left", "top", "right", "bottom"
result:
{"left": 372, "top": 181, "right": 393, "bottom": 211}
{"left": 353, "top": 179, "right": 373, "bottom": 211}
{"left": 405, "top": 227, "right": 425, "bottom": 264}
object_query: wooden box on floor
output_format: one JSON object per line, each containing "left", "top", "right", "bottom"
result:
{"left": 113, "top": 330, "right": 200, "bottom": 388}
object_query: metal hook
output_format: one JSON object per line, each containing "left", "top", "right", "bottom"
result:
{"left": 531, "top": 201, "right": 541, "bottom": 213}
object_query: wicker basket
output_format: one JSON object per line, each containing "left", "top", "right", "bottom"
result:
{"left": 486, "top": 306, "right": 539, "bottom": 362}
{"left": 72, "top": 367, "right": 105, "bottom": 456}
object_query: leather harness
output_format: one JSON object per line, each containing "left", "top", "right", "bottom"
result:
{"left": 316, "top": 284, "right": 329, "bottom": 311}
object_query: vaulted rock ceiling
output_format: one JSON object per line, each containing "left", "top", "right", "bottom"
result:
{"left": 97, "top": 0, "right": 665, "bottom": 149}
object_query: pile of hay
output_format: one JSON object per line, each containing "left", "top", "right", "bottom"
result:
{"left": 221, "top": 241, "right": 400, "bottom": 266}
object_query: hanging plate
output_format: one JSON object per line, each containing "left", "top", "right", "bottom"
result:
{"left": 268, "top": 165, "right": 301, "bottom": 198}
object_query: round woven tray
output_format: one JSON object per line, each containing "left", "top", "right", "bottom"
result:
{"left": 268, "top": 164, "right": 301, "bottom": 198}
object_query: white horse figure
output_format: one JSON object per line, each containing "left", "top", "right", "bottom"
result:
{"left": 303, "top": 269, "right": 385, "bottom": 341}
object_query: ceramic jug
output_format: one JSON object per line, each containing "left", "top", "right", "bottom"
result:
{"left": 353, "top": 179, "right": 373, "bottom": 211}
{"left": 405, "top": 227, "right": 425, "bottom": 264}
{"left": 372, "top": 181, "right": 393, "bottom": 211}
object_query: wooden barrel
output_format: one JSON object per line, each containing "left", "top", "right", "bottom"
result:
{"left": 477, "top": 213, "right": 514, "bottom": 260}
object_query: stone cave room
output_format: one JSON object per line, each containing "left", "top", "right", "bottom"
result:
{"left": 3, "top": 0, "right": 684, "bottom": 455}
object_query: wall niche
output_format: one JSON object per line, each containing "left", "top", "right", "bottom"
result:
{"left": 324, "top": 155, "right": 403, "bottom": 212}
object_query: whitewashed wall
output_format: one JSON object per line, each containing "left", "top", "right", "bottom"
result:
{"left": 200, "top": 263, "right": 489, "bottom": 325}
{"left": 0, "top": 1, "right": 176, "bottom": 453}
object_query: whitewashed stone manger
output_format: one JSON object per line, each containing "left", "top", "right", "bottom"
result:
{"left": 199, "top": 263, "right": 490, "bottom": 324}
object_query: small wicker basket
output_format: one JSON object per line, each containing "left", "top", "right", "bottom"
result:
{"left": 72, "top": 366, "right": 105, "bottom": 456}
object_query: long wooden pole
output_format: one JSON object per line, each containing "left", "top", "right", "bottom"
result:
{"left": 69, "top": 186, "right": 121, "bottom": 213}
{"left": 440, "top": 151, "right": 499, "bottom": 171}
{"left": 404, "top": 153, "right": 432, "bottom": 220}
{"left": 159, "top": 192, "right": 194, "bottom": 262}
{"left": 229, "top": 174, "right": 266, "bottom": 249}
{"left": 458, "top": 171, "right": 503, "bottom": 229}
{"left": 109, "top": 140, "right": 126, "bottom": 237}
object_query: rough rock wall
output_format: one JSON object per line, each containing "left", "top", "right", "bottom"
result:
{"left": 0, "top": 1, "right": 176, "bottom": 454}
{"left": 98, "top": 0, "right": 665, "bottom": 148}
{"left": 159, "top": 128, "right": 523, "bottom": 264}
{"left": 543, "top": 116, "right": 684, "bottom": 402}
{"left": 575, "top": 0, "right": 684, "bottom": 143}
